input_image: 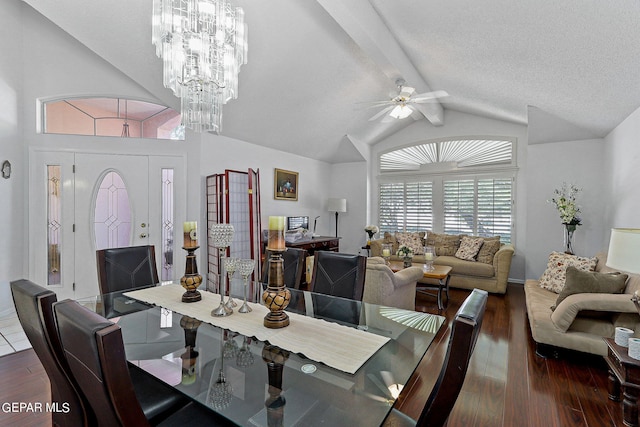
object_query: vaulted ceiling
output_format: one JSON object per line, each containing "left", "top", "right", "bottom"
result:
{"left": 21, "top": 0, "right": 640, "bottom": 163}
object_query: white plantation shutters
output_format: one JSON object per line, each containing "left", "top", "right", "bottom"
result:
{"left": 379, "top": 181, "right": 433, "bottom": 233}
{"left": 443, "top": 178, "right": 512, "bottom": 243}
{"left": 380, "top": 176, "right": 513, "bottom": 243}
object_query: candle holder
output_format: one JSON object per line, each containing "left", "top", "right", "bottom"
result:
{"left": 180, "top": 315, "right": 201, "bottom": 385}
{"left": 423, "top": 245, "right": 435, "bottom": 271}
{"left": 381, "top": 243, "right": 393, "bottom": 265}
{"left": 209, "top": 224, "right": 235, "bottom": 317}
{"left": 262, "top": 250, "right": 291, "bottom": 328}
{"left": 224, "top": 257, "right": 239, "bottom": 309}
{"left": 180, "top": 246, "right": 203, "bottom": 302}
{"left": 262, "top": 344, "right": 290, "bottom": 427}
{"left": 237, "top": 259, "right": 255, "bottom": 313}
{"left": 262, "top": 216, "right": 290, "bottom": 328}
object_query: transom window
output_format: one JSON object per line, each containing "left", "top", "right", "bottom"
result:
{"left": 378, "top": 137, "right": 516, "bottom": 243}
{"left": 380, "top": 138, "right": 513, "bottom": 172}
{"left": 42, "top": 97, "right": 184, "bottom": 140}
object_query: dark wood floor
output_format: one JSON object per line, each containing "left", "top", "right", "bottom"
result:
{"left": 396, "top": 283, "right": 623, "bottom": 427}
{"left": 0, "top": 284, "right": 625, "bottom": 427}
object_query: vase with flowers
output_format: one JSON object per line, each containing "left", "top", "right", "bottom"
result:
{"left": 397, "top": 245, "right": 414, "bottom": 268}
{"left": 364, "top": 225, "right": 379, "bottom": 246}
{"left": 549, "top": 183, "right": 582, "bottom": 255}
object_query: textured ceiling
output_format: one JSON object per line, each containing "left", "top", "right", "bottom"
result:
{"left": 21, "top": 0, "right": 640, "bottom": 162}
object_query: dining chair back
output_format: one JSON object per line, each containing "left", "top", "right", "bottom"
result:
{"left": 96, "top": 245, "right": 159, "bottom": 295}
{"left": 262, "top": 247, "right": 306, "bottom": 289}
{"left": 309, "top": 251, "right": 366, "bottom": 300}
{"left": 384, "top": 288, "right": 488, "bottom": 427}
{"left": 308, "top": 251, "right": 366, "bottom": 324}
{"left": 53, "top": 300, "right": 233, "bottom": 427}
{"left": 96, "top": 245, "right": 159, "bottom": 318}
{"left": 10, "top": 279, "right": 91, "bottom": 427}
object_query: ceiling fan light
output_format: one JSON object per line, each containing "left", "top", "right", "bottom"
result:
{"left": 390, "top": 104, "right": 412, "bottom": 119}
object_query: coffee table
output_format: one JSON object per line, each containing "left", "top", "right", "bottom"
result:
{"left": 389, "top": 261, "right": 453, "bottom": 310}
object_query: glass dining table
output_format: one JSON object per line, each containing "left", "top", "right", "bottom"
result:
{"left": 78, "top": 283, "right": 445, "bottom": 427}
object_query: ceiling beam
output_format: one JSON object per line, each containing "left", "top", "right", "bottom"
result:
{"left": 317, "top": 0, "right": 444, "bottom": 126}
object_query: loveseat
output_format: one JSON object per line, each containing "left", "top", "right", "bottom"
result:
{"left": 369, "top": 232, "right": 515, "bottom": 294}
{"left": 524, "top": 252, "right": 640, "bottom": 356}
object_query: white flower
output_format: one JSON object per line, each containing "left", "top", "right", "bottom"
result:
{"left": 397, "top": 245, "right": 414, "bottom": 257}
{"left": 365, "top": 225, "right": 379, "bottom": 237}
{"left": 549, "top": 183, "right": 582, "bottom": 226}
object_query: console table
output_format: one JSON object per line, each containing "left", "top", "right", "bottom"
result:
{"left": 286, "top": 236, "right": 340, "bottom": 288}
{"left": 604, "top": 337, "right": 640, "bottom": 426}
{"left": 286, "top": 236, "right": 340, "bottom": 254}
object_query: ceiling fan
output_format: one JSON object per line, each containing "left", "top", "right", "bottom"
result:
{"left": 365, "top": 79, "right": 448, "bottom": 122}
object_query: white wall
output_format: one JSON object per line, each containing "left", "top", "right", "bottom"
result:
{"left": 328, "top": 162, "right": 368, "bottom": 255}
{"left": 524, "top": 139, "right": 605, "bottom": 279}
{"left": 604, "top": 105, "right": 640, "bottom": 233}
{"left": 0, "top": 0, "right": 24, "bottom": 315}
{"left": 370, "top": 110, "right": 528, "bottom": 282}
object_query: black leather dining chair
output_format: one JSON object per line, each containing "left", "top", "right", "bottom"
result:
{"left": 383, "top": 288, "right": 489, "bottom": 427}
{"left": 96, "top": 245, "right": 159, "bottom": 294}
{"left": 309, "top": 251, "right": 367, "bottom": 300}
{"left": 262, "top": 247, "right": 307, "bottom": 289}
{"left": 96, "top": 245, "right": 159, "bottom": 318}
{"left": 53, "top": 299, "right": 233, "bottom": 427}
{"left": 10, "top": 279, "right": 92, "bottom": 427}
{"left": 309, "top": 251, "right": 367, "bottom": 324}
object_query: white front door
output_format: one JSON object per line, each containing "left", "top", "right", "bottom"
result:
{"left": 29, "top": 150, "right": 186, "bottom": 300}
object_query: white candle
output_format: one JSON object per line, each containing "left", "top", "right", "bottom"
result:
{"left": 267, "top": 216, "right": 286, "bottom": 251}
{"left": 183, "top": 221, "right": 197, "bottom": 248}
{"left": 424, "top": 252, "right": 434, "bottom": 261}
{"left": 382, "top": 248, "right": 391, "bottom": 257}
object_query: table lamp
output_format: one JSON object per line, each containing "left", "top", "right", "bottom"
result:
{"left": 606, "top": 228, "right": 640, "bottom": 313}
{"left": 327, "top": 198, "right": 347, "bottom": 237}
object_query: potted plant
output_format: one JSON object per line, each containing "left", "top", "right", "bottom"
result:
{"left": 397, "top": 245, "right": 414, "bottom": 268}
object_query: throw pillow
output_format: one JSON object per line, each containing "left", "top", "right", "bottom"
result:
{"left": 426, "top": 232, "right": 463, "bottom": 256}
{"left": 477, "top": 238, "right": 501, "bottom": 264}
{"left": 455, "top": 236, "right": 484, "bottom": 261}
{"left": 396, "top": 232, "right": 425, "bottom": 254}
{"left": 538, "top": 251, "right": 598, "bottom": 293}
{"left": 552, "top": 266, "right": 628, "bottom": 310}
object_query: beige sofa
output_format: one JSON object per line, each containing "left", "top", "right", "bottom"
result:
{"left": 363, "top": 257, "right": 425, "bottom": 310}
{"left": 369, "top": 232, "right": 514, "bottom": 294}
{"left": 524, "top": 252, "right": 640, "bottom": 356}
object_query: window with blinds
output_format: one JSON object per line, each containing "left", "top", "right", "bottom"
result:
{"left": 377, "top": 137, "right": 516, "bottom": 244}
{"left": 444, "top": 178, "right": 512, "bottom": 243}
{"left": 379, "top": 181, "right": 433, "bottom": 233}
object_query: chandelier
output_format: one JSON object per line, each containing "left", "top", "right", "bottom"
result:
{"left": 152, "top": 0, "right": 248, "bottom": 133}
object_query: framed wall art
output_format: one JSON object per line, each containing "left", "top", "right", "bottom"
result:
{"left": 274, "top": 168, "right": 298, "bottom": 201}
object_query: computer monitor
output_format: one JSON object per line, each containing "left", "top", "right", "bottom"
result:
{"left": 287, "top": 216, "right": 309, "bottom": 230}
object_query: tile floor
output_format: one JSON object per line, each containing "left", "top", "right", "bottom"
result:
{"left": 0, "top": 311, "right": 31, "bottom": 356}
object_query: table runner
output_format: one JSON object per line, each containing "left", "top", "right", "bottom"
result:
{"left": 124, "top": 285, "right": 389, "bottom": 374}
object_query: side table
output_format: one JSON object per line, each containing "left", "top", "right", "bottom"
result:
{"left": 389, "top": 261, "right": 452, "bottom": 310}
{"left": 604, "top": 337, "right": 640, "bottom": 427}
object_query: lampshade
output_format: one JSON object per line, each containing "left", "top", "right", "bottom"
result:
{"left": 327, "top": 198, "right": 347, "bottom": 213}
{"left": 606, "top": 228, "right": 640, "bottom": 274}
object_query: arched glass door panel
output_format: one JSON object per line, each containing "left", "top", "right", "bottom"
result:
{"left": 94, "top": 171, "right": 132, "bottom": 250}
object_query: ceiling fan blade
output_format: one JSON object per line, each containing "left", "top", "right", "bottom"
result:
{"left": 359, "top": 100, "right": 395, "bottom": 109}
{"left": 369, "top": 105, "right": 394, "bottom": 121}
{"left": 411, "top": 90, "right": 449, "bottom": 103}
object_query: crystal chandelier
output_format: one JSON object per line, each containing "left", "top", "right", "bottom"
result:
{"left": 152, "top": 0, "right": 248, "bottom": 133}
